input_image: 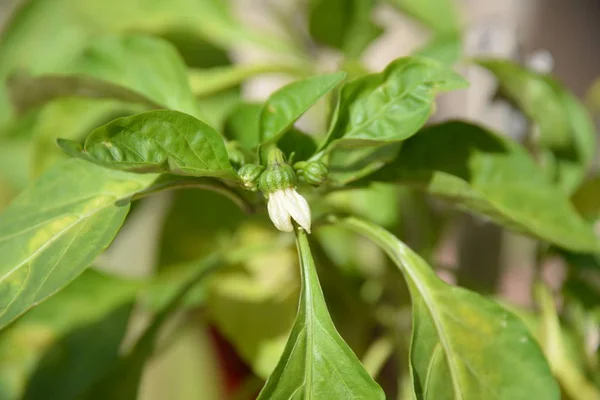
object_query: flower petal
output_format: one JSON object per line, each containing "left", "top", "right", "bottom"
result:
{"left": 267, "top": 191, "right": 293, "bottom": 232}
{"left": 282, "top": 188, "right": 311, "bottom": 233}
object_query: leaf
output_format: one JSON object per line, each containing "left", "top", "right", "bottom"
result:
{"left": 0, "top": 159, "right": 157, "bottom": 329}
{"left": 189, "top": 63, "right": 308, "bottom": 97}
{"left": 83, "top": 253, "right": 223, "bottom": 400}
{"left": 534, "top": 283, "right": 600, "bottom": 400}
{"left": 366, "top": 121, "right": 599, "bottom": 253}
{"left": 257, "top": 228, "right": 385, "bottom": 399}
{"left": 415, "top": 34, "right": 462, "bottom": 65}
{"left": 0, "top": 270, "right": 138, "bottom": 399}
{"left": 320, "top": 57, "right": 468, "bottom": 151}
{"left": 476, "top": 59, "right": 595, "bottom": 194}
{"left": 224, "top": 102, "right": 262, "bottom": 150}
{"left": 308, "top": 0, "right": 383, "bottom": 58}
{"left": 339, "top": 216, "right": 560, "bottom": 400}
{"left": 260, "top": 72, "right": 347, "bottom": 144}
{"left": 387, "top": 0, "right": 460, "bottom": 35}
{"left": 58, "top": 110, "right": 235, "bottom": 179}
{"left": 8, "top": 35, "right": 203, "bottom": 119}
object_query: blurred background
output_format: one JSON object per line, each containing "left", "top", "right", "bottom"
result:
{"left": 1, "top": 0, "right": 600, "bottom": 399}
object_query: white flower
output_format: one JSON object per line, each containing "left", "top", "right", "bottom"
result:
{"left": 267, "top": 188, "right": 311, "bottom": 233}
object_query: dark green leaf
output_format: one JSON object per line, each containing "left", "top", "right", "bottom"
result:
{"left": 58, "top": 110, "right": 235, "bottom": 179}
{"left": 308, "top": 0, "right": 383, "bottom": 58}
{"left": 388, "top": 0, "right": 461, "bottom": 35}
{"left": 320, "top": 57, "right": 468, "bottom": 151}
{"left": 8, "top": 35, "right": 202, "bottom": 119}
{"left": 260, "top": 72, "right": 347, "bottom": 144}
{"left": 0, "top": 159, "right": 157, "bottom": 329}
{"left": 224, "top": 102, "right": 262, "bottom": 150}
{"left": 277, "top": 128, "right": 318, "bottom": 162}
{"left": 367, "top": 121, "right": 599, "bottom": 253}
{"left": 0, "top": 270, "right": 138, "bottom": 399}
{"left": 340, "top": 216, "right": 560, "bottom": 400}
{"left": 257, "top": 229, "right": 384, "bottom": 399}
{"left": 476, "top": 59, "right": 595, "bottom": 194}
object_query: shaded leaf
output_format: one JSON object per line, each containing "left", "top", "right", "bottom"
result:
{"left": 257, "top": 229, "right": 384, "bottom": 399}
{"left": 0, "top": 159, "right": 157, "bottom": 329}
{"left": 224, "top": 102, "right": 262, "bottom": 150}
{"left": 260, "top": 72, "right": 347, "bottom": 144}
{"left": 367, "top": 121, "right": 599, "bottom": 253}
{"left": 340, "top": 216, "right": 560, "bottom": 400}
{"left": 477, "top": 59, "right": 595, "bottom": 194}
{"left": 8, "top": 35, "right": 202, "bottom": 119}
{"left": 58, "top": 110, "right": 234, "bottom": 179}
{"left": 320, "top": 57, "right": 468, "bottom": 151}
{"left": 0, "top": 270, "right": 138, "bottom": 399}
{"left": 308, "top": 0, "right": 383, "bottom": 58}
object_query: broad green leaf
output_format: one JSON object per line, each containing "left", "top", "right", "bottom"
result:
{"left": 0, "top": 270, "right": 138, "bottom": 399}
{"left": 257, "top": 229, "right": 384, "bottom": 399}
{"left": 366, "top": 121, "right": 599, "bottom": 253}
{"left": 58, "top": 110, "right": 235, "bottom": 179}
{"left": 0, "top": 159, "right": 157, "bottom": 329}
{"left": 0, "top": 0, "right": 299, "bottom": 125}
{"left": 260, "top": 72, "right": 347, "bottom": 144}
{"left": 224, "top": 102, "right": 262, "bottom": 150}
{"left": 477, "top": 59, "right": 595, "bottom": 194}
{"left": 339, "top": 216, "right": 560, "bottom": 400}
{"left": 572, "top": 176, "right": 600, "bottom": 220}
{"left": 320, "top": 57, "right": 468, "bottom": 151}
{"left": 388, "top": 0, "right": 460, "bottom": 35}
{"left": 327, "top": 143, "right": 402, "bottom": 185}
{"left": 9, "top": 35, "right": 202, "bottom": 119}
{"left": 534, "top": 283, "right": 600, "bottom": 400}
{"left": 189, "top": 63, "right": 308, "bottom": 97}
{"left": 308, "top": 0, "right": 383, "bottom": 58}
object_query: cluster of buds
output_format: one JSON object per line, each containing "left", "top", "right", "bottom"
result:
{"left": 237, "top": 149, "right": 328, "bottom": 233}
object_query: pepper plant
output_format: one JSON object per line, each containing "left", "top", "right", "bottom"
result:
{"left": 0, "top": 0, "right": 599, "bottom": 399}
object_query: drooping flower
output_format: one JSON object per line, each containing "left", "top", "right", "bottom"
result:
{"left": 259, "top": 148, "right": 311, "bottom": 233}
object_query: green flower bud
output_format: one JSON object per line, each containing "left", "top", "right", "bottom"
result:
{"left": 258, "top": 148, "right": 297, "bottom": 194}
{"left": 237, "top": 163, "right": 264, "bottom": 191}
{"left": 295, "top": 161, "right": 328, "bottom": 186}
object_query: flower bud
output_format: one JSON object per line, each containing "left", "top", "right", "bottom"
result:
{"left": 258, "top": 148, "right": 296, "bottom": 194}
{"left": 295, "top": 161, "right": 328, "bottom": 186}
{"left": 237, "top": 163, "right": 264, "bottom": 191}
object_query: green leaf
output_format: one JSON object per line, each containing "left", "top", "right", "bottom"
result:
{"left": 415, "top": 34, "right": 462, "bottom": 65}
{"left": 224, "top": 102, "right": 262, "bottom": 150}
{"left": 308, "top": 0, "right": 383, "bottom": 58}
{"left": 257, "top": 229, "right": 384, "bottom": 399}
{"left": 260, "top": 72, "right": 347, "bottom": 144}
{"left": 0, "top": 159, "right": 157, "bottom": 329}
{"left": 189, "top": 63, "right": 308, "bottom": 98}
{"left": 388, "top": 0, "right": 461, "bottom": 35}
{"left": 8, "top": 35, "right": 203, "bottom": 119}
{"left": 366, "top": 121, "right": 599, "bottom": 253}
{"left": 534, "top": 283, "right": 600, "bottom": 400}
{"left": 339, "top": 216, "right": 560, "bottom": 400}
{"left": 58, "top": 110, "right": 235, "bottom": 179}
{"left": 476, "top": 59, "right": 595, "bottom": 194}
{"left": 0, "top": 270, "right": 138, "bottom": 399}
{"left": 320, "top": 57, "right": 468, "bottom": 151}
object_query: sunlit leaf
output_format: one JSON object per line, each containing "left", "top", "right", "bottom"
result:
{"left": 367, "top": 121, "right": 600, "bottom": 253}
{"left": 387, "top": 0, "right": 460, "bottom": 35}
{"left": 340, "top": 216, "right": 560, "bottom": 400}
{"left": 0, "top": 159, "right": 157, "bottom": 329}
{"left": 320, "top": 57, "right": 467, "bottom": 151}
{"left": 477, "top": 59, "right": 595, "bottom": 194}
{"left": 58, "top": 110, "right": 235, "bottom": 179}
{"left": 257, "top": 229, "right": 385, "bottom": 399}
{"left": 260, "top": 72, "right": 346, "bottom": 145}
{"left": 8, "top": 35, "right": 202, "bottom": 119}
